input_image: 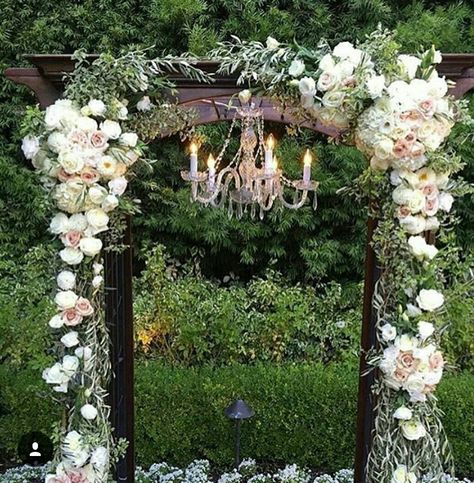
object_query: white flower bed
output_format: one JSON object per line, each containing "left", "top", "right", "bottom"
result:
{"left": 2, "top": 461, "right": 472, "bottom": 483}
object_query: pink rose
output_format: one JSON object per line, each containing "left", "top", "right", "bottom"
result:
{"left": 62, "top": 230, "right": 82, "bottom": 248}
{"left": 423, "top": 184, "right": 439, "bottom": 199}
{"left": 410, "top": 142, "right": 425, "bottom": 158}
{"left": 423, "top": 197, "right": 439, "bottom": 217}
{"left": 58, "top": 168, "right": 78, "bottom": 183}
{"left": 75, "top": 297, "right": 94, "bottom": 316}
{"left": 400, "top": 110, "right": 422, "bottom": 123}
{"left": 429, "top": 351, "right": 444, "bottom": 370}
{"left": 89, "top": 131, "right": 108, "bottom": 150}
{"left": 69, "top": 129, "right": 90, "bottom": 148}
{"left": 393, "top": 139, "right": 411, "bottom": 158}
{"left": 394, "top": 368, "right": 409, "bottom": 382}
{"left": 419, "top": 98, "right": 435, "bottom": 117}
{"left": 397, "top": 206, "right": 411, "bottom": 219}
{"left": 48, "top": 476, "right": 71, "bottom": 483}
{"left": 81, "top": 168, "right": 100, "bottom": 185}
{"left": 62, "top": 308, "right": 83, "bottom": 327}
{"left": 397, "top": 351, "right": 419, "bottom": 372}
{"left": 67, "top": 469, "right": 89, "bottom": 483}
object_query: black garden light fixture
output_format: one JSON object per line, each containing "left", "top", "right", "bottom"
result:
{"left": 224, "top": 398, "right": 255, "bottom": 467}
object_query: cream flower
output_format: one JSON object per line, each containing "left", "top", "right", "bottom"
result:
{"left": 68, "top": 213, "right": 88, "bottom": 232}
{"left": 299, "top": 77, "right": 316, "bottom": 97}
{"left": 97, "top": 155, "right": 118, "bottom": 178}
{"left": 438, "top": 192, "right": 454, "bottom": 212}
{"left": 416, "top": 289, "right": 444, "bottom": 312}
{"left": 58, "top": 151, "right": 85, "bottom": 174}
{"left": 380, "top": 323, "right": 397, "bottom": 342}
{"left": 86, "top": 208, "right": 109, "bottom": 235}
{"left": 21, "top": 136, "right": 40, "bottom": 160}
{"left": 81, "top": 404, "right": 98, "bottom": 420}
{"left": 418, "top": 321, "right": 435, "bottom": 339}
{"left": 393, "top": 406, "right": 413, "bottom": 420}
{"left": 288, "top": 59, "right": 305, "bottom": 77}
{"left": 79, "top": 237, "right": 103, "bottom": 257}
{"left": 408, "top": 236, "right": 438, "bottom": 260}
{"left": 399, "top": 215, "right": 426, "bottom": 235}
{"left": 391, "top": 465, "right": 417, "bottom": 483}
{"left": 60, "top": 247, "right": 84, "bottom": 265}
{"left": 57, "top": 270, "right": 76, "bottom": 290}
{"left": 100, "top": 120, "right": 122, "bottom": 139}
{"left": 319, "top": 53, "right": 335, "bottom": 71}
{"left": 137, "top": 96, "right": 153, "bottom": 111}
{"left": 119, "top": 132, "right": 138, "bottom": 147}
{"left": 400, "top": 419, "right": 426, "bottom": 440}
{"left": 50, "top": 213, "right": 70, "bottom": 235}
{"left": 55, "top": 290, "right": 78, "bottom": 310}
{"left": 238, "top": 89, "right": 251, "bottom": 104}
{"left": 61, "top": 331, "right": 80, "bottom": 348}
{"left": 102, "top": 194, "right": 119, "bottom": 212}
{"left": 266, "top": 36, "right": 280, "bottom": 50}
{"left": 76, "top": 116, "right": 98, "bottom": 132}
{"left": 48, "top": 314, "right": 64, "bottom": 329}
{"left": 108, "top": 176, "right": 128, "bottom": 196}
{"left": 87, "top": 99, "right": 106, "bottom": 116}
{"left": 88, "top": 185, "right": 109, "bottom": 205}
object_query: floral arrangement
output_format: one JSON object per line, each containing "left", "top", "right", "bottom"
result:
{"left": 3, "top": 461, "right": 473, "bottom": 483}
{"left": 20, "top": 28, "right": 471, "bottom": 483}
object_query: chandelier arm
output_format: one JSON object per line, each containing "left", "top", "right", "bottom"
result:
{"left": 192, "top": 166, "right": 241, "bottom": 205}
{"left": 278, "top": 188, "right": 309, "bottom": 210}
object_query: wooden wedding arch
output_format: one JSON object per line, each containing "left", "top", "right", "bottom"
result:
{"left": 5, "top": 54, "right": 474, "bottom": 483}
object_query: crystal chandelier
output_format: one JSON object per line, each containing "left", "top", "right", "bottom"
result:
{"left": 181, "top": 102, "right": 318, "bottom": 219}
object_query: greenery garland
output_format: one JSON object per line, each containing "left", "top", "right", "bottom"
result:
{"left": 20, "top": 27, "right": 472, "bottom": 483}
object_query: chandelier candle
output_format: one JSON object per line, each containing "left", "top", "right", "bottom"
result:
{"left": 207, "top": 154, "right": 216, "bottom": 190}
{"left": 190, "top": 142, "right": 198, "bottom": 177}
{"left": 303, "top": 149, "right": 312, "bottom": 184}
{"left": 264, "top": 134, "right": 274, "bottom": 174}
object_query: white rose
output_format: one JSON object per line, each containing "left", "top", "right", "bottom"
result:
{"left": 100, "top": 120, "right": 122, "bottom": 139}
{"left": 390, "top": 170, "right": 403, "bottom": 186}
{"left": 50, "top": 213, "right": 70, "bottom": 235}
{"left": 48, "top": 314, "right": 64, "bottom": 329}
{"left": 391, "top": 465, "right": 417, "bottom": 483}
{"left": 400, "top": 419, "right": 426, "bottom": 440}
{"left": 137, "top": 96, "right": 153, "bottom": 111}
{"left": 92, "top": 275, "right": 104, "bottom": 288}
{"left": 58, "top": 151, "right": 85, "bottom": 174}
{"left": 393, "top": 406, "right": 413, "bottom": 420}
{"left": 62, "top": 355, "right": 80, "bottom": 376}
{"left": 238, "top": 89, "right": 252, "bottom": 104}
{"left": 288, "top": 59, "right": 305, "bottom": 77}
{"left": 408, "top": 236, "right": 438, "bottom": 260}
{"left": 317, "top": 71, "right": 338, "bottom": 92}
{"left": 108, "top": 176, "right": 128, "bottom": 196}
{"left": 86, "top": 208, "right": 109, "bottom": 235}
{"left": 76, "top": 116, "right": 98, "bottom": 132}
{"left": 405, "top": 303, "right": 422, "bottom": 318}
{"left": 332, "top": 41, "right": 355, "bottom": 60}
{"left": 97, "top": 155, "right": 118, "bottom": 177}
{"left": 428, "top": 76, "right": 448, "bottom": 99}
{"left": 68, "top": 213, "right": 88, "bottom": 232}
{"left": 400, "top": 215, "right": 426, "bottom": 235}
{"left": 266, "top": 36, "right": 280, "bottom": 50}
{"left": 81, "top": 404, "right": 98, "bottom": 420}
{"left": 21, "top": 136, "right": 40, "bottom": 160}
{"left": 418, "top": 321, "right": 435, "bottom": 339}
{"left": 366, "top": 75, "right": 385, "bottom": 99}
{"left": 425, "top": 216, "right": 440, "bottom": 231}
{"left": 380, "top": 323, "right": 397, "bottom": 341}
{"left": 42, "top": 363, "right": 68, "bottom": 385}
{"left": 370, "top": 157, "right": 390, "bottom": 171}
{"left": 61, "top": 331, "right": 80, "bottom": 348}
{"left": 416, "top": 289, "right": 444, "bottom": 312}
{"left": 79, "top": 237, "right": 103, "bottom": 257}
{"left": 119, "top": 132, "right": 138, "bottom": 147}
{"left": 93, "top": 262, "right": 104, "bottom": 275}
{"left": 88, "top": 99, "right": 106, "bottom": 117}
{"left": 374, "top": 138, "right": 394, "bottom": 160}
{"left": 60, "top": 247, "right": 84, "bottom": 265}
{"left": 334, "top": 60, "right": 354, "bottom": 79}
{"left": 398, "top": 54, "right": 421, "bottom": 80}
{"left": 57, "top": 270, "right": 76, "bottom": 290}
{"left": 319, "top": 53, "right": 335, "bottom": 71}
{"left": 322, "top": 90, "right": 345, "bottom": 108}
{"left": 102, "top": 194, "right": 119, "bottom": 212}
{"left": 438, "top": 192, "right": 454, "bottom": 212}
{"left": 91, "top": 446, "right": 109, "bottom": 468}
{"left": 55, "top": 290, "right": 78, "bottom": 310}
{"left": 397, "top": 334, "right": 418, "bottom": 352}
{"left": 392, "top": 186, "right": 414, "bottom": 206}
{"left": 75, "top": 346, "right": 92, "bottom": 360}
{"left": 387, "top": 80, "right": 410, "bottom": 99}
{"left": 298, "top": 77, "right": 316, "bottom": 96}
{"left": 47, "top": 132, "right": 69, "bottom": 153}
{"left": 88, "top": 185, "right": 108, "bottom": 205}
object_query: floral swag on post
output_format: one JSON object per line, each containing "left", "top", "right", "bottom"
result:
{"left": 21, "top": 29, "right": 471, "bottom": 483}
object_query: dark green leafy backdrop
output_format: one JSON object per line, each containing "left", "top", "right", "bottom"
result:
{"left": 1, "top": 0, "right": 474, "bottom": 474}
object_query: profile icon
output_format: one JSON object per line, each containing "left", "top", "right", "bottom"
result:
{"left": 18, "top": 432, "right": 53, "bottom": 465}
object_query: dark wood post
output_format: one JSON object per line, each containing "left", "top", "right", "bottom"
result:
{"left": 105, "top": 216, "right": 135, "bottom": 483}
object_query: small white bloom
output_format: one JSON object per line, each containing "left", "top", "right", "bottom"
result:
{"left": 57, "top": 270, "right": 76, "bottom": 290}
{"left": 288, "top": 59, "right": 305, "bottom": 77}
{"left": 393, "top": 406, "right": 413, "bottom": 420}
{"left": 50, "top": 213, "right": 70, "bottom": 235}
{"left": 42, "top": 363, "right": 68, "bottom": 386}
{"left": 76, "top": 116, "right": 98, "bottom": 132}
{"left": 92, "top": 275, "right": 104, "bottom": 288}
{"left": 47, "top": 132, "right": 69, "bottom": 153}
{"left": 60, "top": 247, "right": 84, "bottom": 265}
{"left": 399, "top": 215, "right": 426, "bottom": 235}
{"left": 88, "top": 185, "right": 109, "bottom": 205}
{"left": 62, "top": 355, "right": 80, "bottom": 376}
{"left": 408, "top": 236, "right": 438, "bottom": 260}
{"left": 97, "top": 155, "right": 118, "bottom": 178}
{"left": 81, "top": 403, "right": 98, "bottom": 420}
{"left": 418, "top": 321, "right": 435, "bottom": 339}
{"left": 425, "top": 216, "right": 440, "bottom": 231}
{"left": 400, "top": 419, "right": 427, "bottom": 440}
{"left": 397, "top": 334, "right": 418, "bottom": 351}
{"left": 298, "top": 77, "right": 316, "bottom": 97}
{"left": 21, "top": 136, "right": 40, "bottom": 160}
{"left": 93, "top": 262, "right": 104, "bottom": 275}
{"left": 405, "top": 303, "right": 422, "bottom": 318}
{"left": 398, "top": 54, "right": 421, "bottom": 80}
{"left": 119, "top": 132, "right": 138, "bottom": 147}
{"left": 319, "top": 53, "right": 335, "bottom": 71}
{"left": 137, "top": 96, "right": 153, "bottom": 111}
{"left": 80, "top": 237, "right": 103, "bottom": 257}
{"left": 58, "top": 151, "right": 85, "bottom": 174}
{"left": 55, "top": 290, "right": 78, "bottom": 310}
{"left": 380, "top": 323, "right": 397, "bottom": 341}
{"left": 48, "top": 314, "right": 64, "bottom": 329}
{"left": 391, "top": 465, "right": 417, "bottom": 483}
{"left": 87, "top": 99, "right": 106, "bottom": 117}
{"left": 266, "top": 36, "right": 280, "bottom": 50}
{"left": 102, "top": 194, "right": 119, "bottom": 212}
{"left": 416, "top": 289, "right": 444, "bottom": 312}
{"left": 366, "top": 75, "right": 385, "bottom": 99}
{"left": 332, "top": 41, "right": 355, "bottom": 60}
{"left": 432, "top": 50, "right": 442, "bottom": 64}
{"left": 438, "top": 192, "right": 454, "bottom": 212}
{"left": 108, "top": 176, "right": 128, "bottom": 196}
{"left": 86, "top": 208, "right": 109, "bottom": 235}
{"left": 100, "top": 120, "right": 122, "bottom": 139}
{"left": 68, "top": 213, "right": 88, "bottom": 232}
{"left": 61, "top": 331, "right": 80, "bottom": 348}
{"left": 91, "top": 446, "right": 109, "bottom": 468}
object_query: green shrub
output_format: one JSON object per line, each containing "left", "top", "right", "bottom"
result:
{"left": 134, "top": 246, "right": 363, "bottom": 365}
{"left": 135, "top": 363, "right": 474, "bottom": 476}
